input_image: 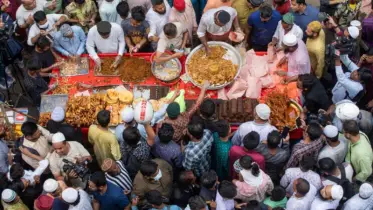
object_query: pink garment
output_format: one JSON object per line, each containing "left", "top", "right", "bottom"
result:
{"left": 226, "top": 77, "right": 248, "bottom": 99}
{"left": 245, "top": 76, "right": 262, "bottom": 99}
{"left": 361, "top": 0, "right": 372, "bottom": 16}
{"left": 267, "top": 45, "right": 275, "bottom": 63}
{"left": 235, "top": 172, "right": 274, "bottom": 202}
{"left": 287, "top": 40, "right": 311, "bottom": 77}
{"left": 260, "top": 75, "right": 274, "bottom": 88}
{"left": 169, "top": 0, "right": 198, "bottom": 42}
{"left": 203, "top": 0, "right": 232, "bottom": 13}
{"left": 246, "top": 50, "right": 269, "bottom": 78}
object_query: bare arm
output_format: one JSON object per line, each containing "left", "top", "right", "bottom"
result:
{"left": 145, "top": 124, "right": 156, "bottom": 147}
{"left": 181, "top": 31, "right": 188, "bottom": 48}
{"left": 187, "top": 82, "right": 208, "bottom": 116}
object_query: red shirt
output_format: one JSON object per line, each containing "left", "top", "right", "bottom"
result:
{"left": 273, "top": 0, "right": 291, "bottom": 15}
{"left": 229, "top": 146, "right": 265, "bottom": 179}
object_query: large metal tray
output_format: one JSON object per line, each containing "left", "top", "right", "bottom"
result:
{"left": 60, "top": 57, "right": 89, "bottom": 77}
{"left": 185, "top": 41, "right": 242, "bottom": 90}
{"left": 40, "top": 94, "right": 69, "bottom": 113}
{"left": 151, "top": 55, "right": 182, "bottom": 82}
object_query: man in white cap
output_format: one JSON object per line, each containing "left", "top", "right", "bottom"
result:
{"left": 62, "top": 187, "right": 92, "bottom": 210}
{"left": 115, "top": 106, "right": 143, "bottom": 143}
{"left": 1, "top": 189, "right": 28, "bottom": 209}
{"left": 343, "top": 120, "right": 373, "bottom": 182}
{"left": 342, "top": 183, "right": 373, "bottom": 210}
{"left": 43, "top": 178, "right": 69, "bottom": 209}
{"left": 275, "top": 33, "right": 311, "bottom": 84}
{"left": 49, "top": 132, "right": 92, "bottom": 188}
{"left": 232, "top": 103, "right": 277, "bottom": 146}
{"left": 318, "top": 125, "right": 348, "bottom": 165}
{"left": 310, "top": 185, "right": 344, "bottom": 210}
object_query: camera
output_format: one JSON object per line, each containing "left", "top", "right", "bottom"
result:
{"left": 62, "top": 159, "right": 90, "bottom": 180}
{"left": 326, "top": 36, "right": 355, "bottom": 58}
{"left": 306, "top": 112, "right": 330, "bottom": 127}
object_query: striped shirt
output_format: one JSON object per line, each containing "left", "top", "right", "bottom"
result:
{"left": 105, "top": 161, "right": 132, "bottom": 191}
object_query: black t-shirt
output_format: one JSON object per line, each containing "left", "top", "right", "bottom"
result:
{"left": 32, "top": 49, "right": 55, "bottom": 69}
{"left": 303, "top": 80, "right": 333, "bottom": 114}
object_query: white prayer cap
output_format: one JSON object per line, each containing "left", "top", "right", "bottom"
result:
{"left": 52, "top": 132, "right": 66, "bottom": 143}
{"left": 255, "top": 104, "right": 271, "bottom": 120}
{"left": 51, "top": 107, "right": 65, "bottom": 122}
{"left": 348, "top": 26, "right": 359, "bottom": 39}
{"left": 121, "top": 107, "right": 134, "bottom": 123}
{"left": 350, "top": 20, "right": 361, "bottom": 29}
{"left": 43, "top": 179, "right": 58, "bottom": 193}
{"left": 331, "top": 185, "right": 344, "bottom": 200}
{"left": 359, "top": 183, "right": 373, "bottom": 199}
{"left": 335, "top": 102, "right": 359, "bottom": 121}
{"left": 2, "top": 189, "right": 16, "bottom": 203}
{"left": 283, "top": 34, "right": 297, "bottom": 47}
{"left": 323, "top": 125, "right": 338, "bottom": 138}
{"left": 62, "top": 188, "right": 78, "bottom": 203}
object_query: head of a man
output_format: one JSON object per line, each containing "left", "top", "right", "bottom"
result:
{"left": 36, "top": 36, "right": 51, "bottom": 52}
{"left": 243, "top": 131, "right": 260, "bottom": 150}
{"left": 130, "top": 6, "right": 145, "bottom": 26}
{"left": 187, "top": 122, "right": 204, "bottom": 141}
{"left": 290, "top": 0, "right": 306, "bottom": 13}
{"left": 140, "top": 160, "right": 162, "bottom": 181}
{"left": 270, "top": 186, "right": 286, "bottom": 202}
{"left": 52, "top": 132, "right": 69, "bottom": 156}
{"left": 43, "top": 179, "right": 62, "bottom": 197}
{"left": 158, "top": 123, "right": 174, "bottom": 144}
{"left": 21, "top": 122, "right": 41, "bottom": 142}
{"left": 349, "top": 67, "right": 372, "bottom": 84}
{"left": 97, "top": 21, "right": 112, "bottom": 39}
{"left": 23, "top": 0, "right": 37, "bottom": 10}
{"left": 122, "top": 126, "right": 141, "bottom": 146}
{"left": 75, "top": 0, "right": 86, "bottom": 5}
{"left": 323, "top": 125, "right": 339, "bottom": 143}
{"left": 1, "top": 189, "right": 20, "bottom": 205}
{"left": 305, "top": 21, "right": 322, "bottom": 39}
{"left": 297, "top": 74, "right": 315, "bottom": 91}
{"left": 214, "top": 10, "right": 231, "bottom": 27}
{"left": 145, "top": 190, "right": 165, "bottom": 209}
{"left": 97, "top": 110, "right": 110, "bottom": 128}
{"left": 59, "top": 24, "right": 74, "bottom": 39}
{"left": 299, "top": 156, "right": 315, "bottom": 172}
{"left": 101, "top": 159, "right": 120, "bottom": 176}
{"left": 188, "top": 196, "right": 208, "bottom": 210}
{"left": 163, "top": 23, "right": 177, "bottom": 39}
{"left": 247, "top": 0, "right": 263, "bottom": 9}
{"left": 33, "top": 11, "right": 48, "bottom": 28}
{"left": 218, "top": 180, "right": 237, "bottom": 200}
{"left": 281, "top": 13, "right": 294, "bottom": 31}
{"left": 293, "top": 178, "right": 310, "bottom": 197}
{"left": 344, "top": 26, "right": 359, "bottom": 40}
{"left": 166, "top": 102, "right": 180, "bottom": 119}
{"left": 152, "top": 0, "right": 166, "bottom": 14}
{"left": 259, "top": 5, "right": 272, "bottom": 22}
{"left": 200, "top": 170, "right": 218, "bottom": 190}
{"left": 26, "top": 57, "right": 42, "bottom": 76}
{"left": 117, "top": 1, "right": 130, "bottom": 20}
{"left": 320, "top": 185, "right": 344, "bottom": 201}
{"left": 304, "top": 122, "right": 323, "bottom": 142}
{"left": 342, "top": 120, "right": 360, "bottom": 140}
{"left": 254, "top": 104, "right": 271, "bottom": 122}
{"left": 174, "top": 0, "right": 186, "bottom": 12}
{"left": 10, "top": 164, "right": 25, "bottom": 181}
{"left": 88, "top": 171, "right": 107, "bottom": 192}
{"left": 267, "top": 130, "right": 281, "bottom": 149}
{"left": 318, "top": 157, "right": 336, "bottom": 176}
{"left": 200, "top": 99, "right": 216, "bottom": 119}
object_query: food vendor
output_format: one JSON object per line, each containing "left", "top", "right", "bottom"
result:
{"left": 197, "top": 6, "right": 242, "bottom": 54}
{"left": 154, "top": 22, "right": 188, "bottom": 63}
{"left": 146, "top": 0, "right": 171, "bottom": 49}
{"left": 53, "top": 24, "right": 87, "bottom": 58}
{"left": 275, "top": 33, "right": 310, "bottom": 84}
{"left": 86, "top": 21, "right": 125, "bottom": 71}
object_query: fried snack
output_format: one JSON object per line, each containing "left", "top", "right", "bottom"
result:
{"left": 265, "top": 90, "right": 289, "bottom": 130}
{"left": 118, "top": 90, "right": 133, "bottom": 104}
{"left": 98, "top": 57, "right": 120, "bottom": 76}
{"left": 187, "top": 46, "right": 238, "bottom": 86}
{"left": 60, "top": 58, "right": 89, "bottom": 76}
{"left": 39, "top": 112, "right": 51, "bottom": 127}
{"left": 119, "top": 57, "right": 152, "bottom": 83}
{"left": 51, "top": 78, "right": 75, "bottom": 95}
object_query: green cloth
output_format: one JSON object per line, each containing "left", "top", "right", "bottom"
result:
{"left": 166, "top": 90, "right": 186, "bottom": 113}
{"left": 212, "top": 132, "right": 232, "bottom": 180}
{"left": 282, "top": 13, "right": 294, "bottom": 25}
{"left": 345, "top": 132, "right": 373, "bottom": 182}
{"left": 167, "top": 102, "right": 181, "bottom": 118}
{"left": 44, "top": 0, "right": 63, "bottom": 14}
{"left": 263, "top": 197, "right": 287, "bottom": 208}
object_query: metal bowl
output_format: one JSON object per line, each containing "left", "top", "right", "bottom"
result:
{"left": 151, "top": 53, "right": 182, "bottom": 82}
{"left": 185, "top": 41, "right": 243, "bottom": 90}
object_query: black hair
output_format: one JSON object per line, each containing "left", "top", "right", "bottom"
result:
{"left": 298, "top": 74, "right": 316, "bottom": 91}
{"left": 8, "top": 181, "right": 24, "bottom": 195}
{"left": 200, "top": 170, "right": 217, "bottom": 189}
{"left": 267, "top": 130, "right": 281, "bottom": 149}
{"left": 343, "top": 120, "right": 360, "bottom": 136}
{"left": 89, "top": 171, "right": 107, "bottom": 187}
{"left": 178, "top": 171, "right": 195, "bottom": 189}
{"left": 295, "top": 178, "right": 310, "bottom": 196}
{"left": 188, "top": 196, "right": 206, "bottom": 210}
{"left": 97, "top": 110, "right": 110, "bottom": 127}
{"left": 158, "top": 123, "right": 174, "bottom": 144}
{"left": 295, "top": 0, "right": 306, "bottom": 5}
{"left": 21, "top": 121, "right": 38, "bottom": 136}
{"left": 116, "top": 1, "right": 129, "bottom": 18}
{"left": 122, "top": 126, "right": 141, "bottom": 146}
{"left": 131, "top": 6, "right": 145, "bottom": 22}
{"left": 271, "top": 186, "right": 286, "bottom": 201}
{"left": 326, "top": 134, "right": 339, "bottom": 143}
{"left": 318, "top": 157, "right": 336, "bottom": 174}
{"left": 200, "top": 99, "right": 216, "bottom": 118}
{"left": 152, "top": 0, "right": 164, "bottom": 6}
{"left": 35, "top": 36, "right": 51, "bottom": 49}
{"left": 272, "top": 208, "right": 285, "bottom": 210}
{"left": 216, "top": 120, "right": 230, "bottom": 138}
{"left": 306, "top": 122, "right": 323, "bottom": 141}
{"left": 241, "top": 201, "right": 261, "bottom": 210}
{"left": 140, "top": 160, "right": 158, "bottom": 177}
{"left": 239, "top": 155, "right": 260, "bottom": 177}
{"left": 33, "top": 11, "right": 46, "bottom": 23}
{"left": 26, "top": 58, "right": 42, "bottom": 72}
{"left": 259, "top": 5, "right": 273, "bottom": 19}
{"left": 9, "top": 164, "right": 24, "bottom": 181}
{"left": 187, "top": 122, "right": 204, "bottom": 139}
{"left": 243, "top": 131, "right": 260, "bottom": 150}
{"left": 145, "top": 190, "right": 163, "bottom": 206}
{"left": 358, "top": 68, "right": 372, "bottom": 84}
{"left": 218, "top": 180, "right": 237, "bottom": 199}
{"left": 300, "top": 156, "right": 315, "bottom": 172}
{"left": 163, "top": 23, "right": 177, "bottom": 37}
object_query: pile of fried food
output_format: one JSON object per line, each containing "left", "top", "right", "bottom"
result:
{"left": 60, "top": 57, "right": 89, "bottom": 76}
{"left": 64, "top": 89, "right": 134, "bottom": 127}
{"left": 39, "top": 112, "right": 51, "bottom": 127}
{"left": 187, "top": 46, "right": 238, "bottom": 86}
{"left": 97, "top": 57, "right": 120, "bottom": 76}
{"left": 265, "top": 90, "right": 298, "bottom": 130}
{"left": 51, "top": 78, "right": 75, "bottom": 95}
{"left": 120, "top": 57, "right": 152, "bottom": 83}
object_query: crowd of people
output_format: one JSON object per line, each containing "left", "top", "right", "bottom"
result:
{"left": 1, "top": 0, "right": 373, "bottom": 209}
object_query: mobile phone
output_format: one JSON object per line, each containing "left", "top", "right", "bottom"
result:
{"left": 281, "top": 126, "right": 290, "bottom": 139}
{"left": 296, "top": 117, "right": 302, "bottom": 128}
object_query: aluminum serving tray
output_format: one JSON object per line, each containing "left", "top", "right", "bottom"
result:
{"left": 40, "top": 94, "right": 69, "bottom": 113}
{"left": 185, "top": 41, "right": 242, "bottom": 90}
{"left": 151, "top": 57, "right": 182, "bottom": 82}
{"left": 60, "top": 57, "right": 90, "bottom": 77}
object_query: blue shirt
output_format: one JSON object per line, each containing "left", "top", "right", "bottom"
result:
{"left": 248, "top": 10, "right": 282, "bottom": 46}
{"left": 53, "top": 25, "right": 86, "bottom": 56}
{"left": 151, "top": 136, "right": 183, "bottom": 168}
{"left": 92, "top": 182, "right": 130, "bottom": 210}
{"left": 291, "top": 5, "right": 319, "bottom": 39}
{"left": 52, "top": 197, "right": 69, "bottom": 210}
{"left": 0, "top": 140, "right": 9, "bottom": 173}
